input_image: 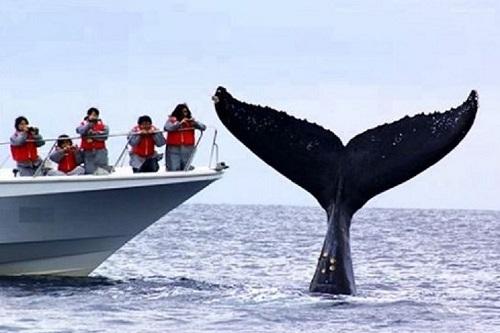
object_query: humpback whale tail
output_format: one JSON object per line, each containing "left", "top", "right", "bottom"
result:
{"left": 213, "top": 87, "right": 478, "bottom": 294}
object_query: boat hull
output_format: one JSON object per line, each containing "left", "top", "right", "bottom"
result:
{"left": 0, "top": 170, "right": 221, "bottom": 276}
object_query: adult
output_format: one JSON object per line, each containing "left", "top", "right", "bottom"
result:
{"left": 10, "top": 116, "right": 45, "bottom": 176}
{"left": 128, "top": 115, "right": 165, "bottom": 173}
{"left": 76, "top": 107, "right": 111, "bottom": 174}
{"left": 164, "top": 104, "right": 206, "bottom": 171}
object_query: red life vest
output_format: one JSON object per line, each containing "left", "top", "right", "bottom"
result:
{"left": 58, "top": 148, "right": 79, "bottom": 173}
{"left": 10, "top": 132, "right": 38, "bottom": 162}
{"left": 80, "top": 120, "right": 107, "bottom": 151}
{"left": 166, "top": 118, "right": 195, "bottom": 146}
{"left": 131, "top": 125, "right": 157, "bottom": 157}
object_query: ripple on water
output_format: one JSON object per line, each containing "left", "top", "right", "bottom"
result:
{"left": 1, "top": 205, "right": 498, "bottom": 333}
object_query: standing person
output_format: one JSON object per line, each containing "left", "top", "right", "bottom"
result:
{"left": 10, "top": 116, "right": 46, "bottom": 176}
{"left": 76, "top": 107, "right": 111, "bottom": 174}
{"left": 49, "top": 135, "right": 85, "bottom": 176}
{"left": 128, "top": 115, "right": 165, "bottom": 173}
{"left": 164, "top": 103, "right": 206, "bottom": 171}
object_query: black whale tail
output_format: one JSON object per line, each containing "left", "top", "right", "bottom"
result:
{"left": 213, "top": 87, "right": 478, "bottom": 294}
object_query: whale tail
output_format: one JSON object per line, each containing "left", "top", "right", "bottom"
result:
{"left": 213, "top": 87, "right": 478, "bottom": 294}
{"left": 213, "top": 87, "right": 477, "bottom": 212}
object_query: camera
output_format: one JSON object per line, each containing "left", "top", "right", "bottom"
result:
{"left": 27, "top": 126, "right": 38, "bottom": 134}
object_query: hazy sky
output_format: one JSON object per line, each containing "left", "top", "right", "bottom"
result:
{"left": 0, "top": 1, "right": 498, "bottom": 210}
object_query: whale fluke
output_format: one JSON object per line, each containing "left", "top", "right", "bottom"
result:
{"left": 212, "top": 88, "right": 345, "bottom": 209}
{"left": 213, "top": 87, "right": 478, "bottom": 294}
{"left": 344, "top": 90, "right": 478, "bottom": 212}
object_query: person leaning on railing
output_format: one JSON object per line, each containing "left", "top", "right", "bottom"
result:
{"left": 49, "top": 135, "right": 85, "bottom": 176}
{"left": 76, "top": 107, "right": 112, "bottom": 175}
{"left": 163, "top": 103, "right": 206, "bottom": 171}
{"left": 10, "top": 116, "right": 46, "bottom": 176}
{"left": 128, "top": 115, "right": 165, "bottom": 173}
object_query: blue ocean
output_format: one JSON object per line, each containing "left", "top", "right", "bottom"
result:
{"left": 1, "top": 204, "right": 498, "bottom": 332}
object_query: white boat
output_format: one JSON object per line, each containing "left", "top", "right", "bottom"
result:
{"left": 0, "top": 130, "right": 226, "bottom": 276}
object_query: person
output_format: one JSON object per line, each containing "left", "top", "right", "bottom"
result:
{"left": 10, "top": 116, "right": 46, "bottom": 176}
{"left": 128, "top": 115, "right": 165, "bottom": 173}
{"left": 164, "top": 103, "right": 206, "bottom": 171}
{"left": 49, "top": 135, "right": 85, "bottom": 176}
{"left": 76, "top": 107, "right": 111, "bottom": 174}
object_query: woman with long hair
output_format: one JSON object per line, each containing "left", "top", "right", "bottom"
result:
{"left": 164, "top": 103, "right": 206, "bottom": 171}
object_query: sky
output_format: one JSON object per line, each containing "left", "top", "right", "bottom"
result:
{"left": 0, "top": 0, "right": 498, "bottom": 210}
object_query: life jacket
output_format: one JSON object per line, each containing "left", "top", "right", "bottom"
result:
{"left": 80, "top": 120, "right": 107, "bottom": 151}
{"left": 131, "top": 125, "right": 157, "bottom": 157}
{"left": 10, "top": 132, "right": 38, "bottom": 162}
{"left": 166, "top": 118, "right": 195, "bottom": 146}
{"left": 58, "top": 147, "right": 79, "bottom": 173}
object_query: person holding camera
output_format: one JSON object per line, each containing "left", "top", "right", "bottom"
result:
{"left": 164, "top": 103, "right": 206, "bottom": 171}
{"left": 128, "top": 115, "right": 165, "bottom": 173}
{"left": 49, "top": 135, "right": 85, "bottom": 176}
{"left": 76, "top": 107, "right": 111, "bottom": 174}
{"left": 10, "top": 116, "right": 46, "bottom": 176}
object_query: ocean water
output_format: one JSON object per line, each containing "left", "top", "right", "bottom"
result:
{"left": 0, "top": 204, "right": 498, "bottom": 333}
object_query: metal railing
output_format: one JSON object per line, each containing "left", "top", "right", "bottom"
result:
{"left": 0, "top": 127, "right": 221, "bottom": 177}
{"left": 208, "top": 128, "right": 219, "bottom": 169}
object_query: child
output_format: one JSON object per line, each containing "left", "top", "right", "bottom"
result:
{"left": 49, "top": 135, "right": 85, "bottom": 176}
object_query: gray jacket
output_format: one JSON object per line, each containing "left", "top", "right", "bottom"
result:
{"left": 10, "top": 131, "right": 45, "bottom": 147}
{"left": 163, "top": 118, "right": 206, "bottom": 132}
{"left": 10, "top": 131, "right": 45, "bottom": 167}
{"left": 76, "top": 120, "right": 109, "bottom": 142}
{"left": 49, "top": 147, "right": 84, "bottom": 166}
{"left": 128, "top": 127, "right": 166, "bottom": 169}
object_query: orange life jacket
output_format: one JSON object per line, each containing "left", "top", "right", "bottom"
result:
{"left": 80, "top": 120, "right": 107, "bottom": 151}
{"left": 131, "top": 125, "right": 157, "bottom": 157}
{"left": 10, "top": 132, "right": 38, "bottom": 162}
{"left": 58, "top": 148, "right": 79, "bottom": 173}
{"left": 166, "top": 118, "right": 195, "bottom": 146}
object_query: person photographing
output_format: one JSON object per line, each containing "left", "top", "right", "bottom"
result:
{"left": 10, "top": 116, "right": 45, "bottom": 176}
{"left": 164, "top": 103, "right": 206, "bottom": 171}
{"left": 128, "top": 115, "right": 165, "bottom": 173}
{"left": 49, "top": 135, "right": 85, "bottom": 175}
{"left": 76, "top": 107, "right": 111, "bottom": 174}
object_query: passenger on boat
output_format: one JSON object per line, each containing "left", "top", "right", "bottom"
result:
{"left": 128, "top": 115, "right": 165, "bottom": 173}
{"left": 49, "top": 135, "right": 85, "bottom": 176}
{"left": 164, "top": 104, "right": 206, "bottom": 171}
{"left": 76, "top": 107, "right": 112, "bottom": 175}
{"left": 10, "top": 116, "right": 46, "bottom": 176}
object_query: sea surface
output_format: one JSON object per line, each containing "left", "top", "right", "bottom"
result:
{"left": 0, "top": 204, "right": 498, "bottom": 333}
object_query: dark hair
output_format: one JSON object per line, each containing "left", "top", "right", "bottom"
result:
{"left": 87, "top": 107, "right": 100, "bottom": 117}
{"left": 15, "top": 116, "right": 29, "bottom": 130}
{"left": 137, "top": 115, "right": 152, "bottom": 125}
{"left": 57, "top": 134, "right": 73, "bottom": 148}
{"left": 171, "top": 103, "right": 191, "bottom": 121}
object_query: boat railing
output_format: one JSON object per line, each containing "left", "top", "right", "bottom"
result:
{"left": 0, "top": 127, "right": 222, "bottom": 177}
{"left": 208, "top": 128, "right": 219, "bottom": 169}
